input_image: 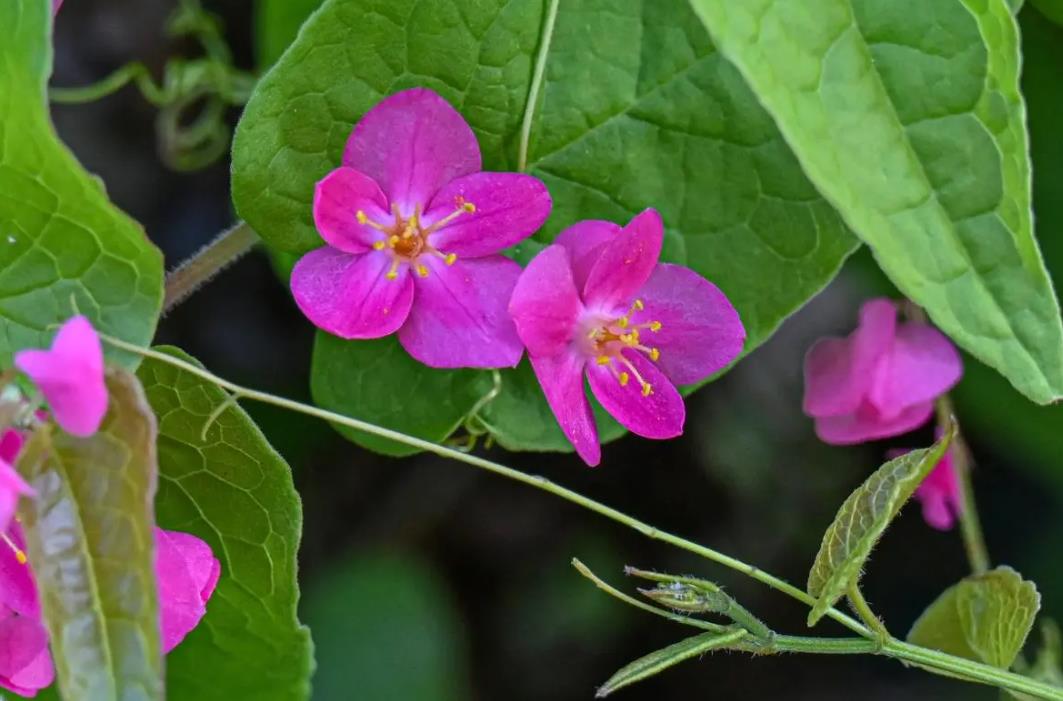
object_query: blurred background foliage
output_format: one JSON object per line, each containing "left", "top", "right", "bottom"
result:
{"left": 49, "top": 1, "right": 1063, "bottom": 698}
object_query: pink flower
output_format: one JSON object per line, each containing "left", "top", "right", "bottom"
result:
{"left": 0, "top": 432, "right": 33, "bottom": 536}
{"left": 0, "top": 525, "right": 219, "bottom": 696}
{"left": 888, "top": 443, "right": 963, "bottom": 531}
{"left": 508, "top": 209, "right": 746, "bottom": 466}
{"left": 53, "top": 0, "right": 63, "bottom": 14}
{"left": 803, "top": 299, "right": 962, "bottom": 445}
{"left": 291, "top": 88, "right": 552, "bottom": 369}
{"left": 14, "top": 316, "right": 107, "bottom": 438}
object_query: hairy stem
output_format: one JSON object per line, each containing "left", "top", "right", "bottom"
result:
{"left": 517, "top": 0, "right": 560, "bottom": 172}
{"left": 936, "top": 397, "right": 990, "bottom": 574}
{"left": 100, "top": 337, "right": 1063, "bottom": 700}
{"left": 163, "top": 221, "right": 260, "bottom": 312}
{"left": 847, "top": 584, "right": 888, "bottom": 640}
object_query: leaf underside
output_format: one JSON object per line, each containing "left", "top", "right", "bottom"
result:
{"left": 596, "top": 629, "right": 747, "bottom": 697}
{"left": 806, "top": 427, "right": 953, "bottom": 626}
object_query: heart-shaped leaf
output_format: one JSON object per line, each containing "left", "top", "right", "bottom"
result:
{"left": 806, "top": 426, "right": 954, "bottom": 626}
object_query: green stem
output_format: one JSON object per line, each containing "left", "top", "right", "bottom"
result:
{"left": 50, "top": 62, "right": 168, "bottom": 105}
{"left": 935, "top": 397, "right": 990, "bottom": 574}
{"left": 99, "top": 338, "right": 1063, "bottom": 700}
{"left": 163, "top": 222, "right": 260, "bottom": 312}
{"left": 847, "top": 584, "right": 888, "bottom": 640}
{"left": 517, "top": 0, "right": 560, "bottom": 172}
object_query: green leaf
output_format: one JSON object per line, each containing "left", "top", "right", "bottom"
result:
{"left": 1030, "top": 0, "right": 1063, "bottom": 25}
{"left": 16, "top": 369, "right": 163, "bottom": 701}
{"left": 686, "top": 0, "right": 1063, "bottom": 405}
{"left": 595, "top": 629, "right": 747, "bottom": 697}
{"left": 908, "top": 566, "right": 1040, "bottom": 670}
{"left": 0, "top": 0, "right": 163, "bottom": 368}
{"left": 231, "top": 0, "right": 857, "bottom": 452}
{"left": 806, "top": 427, "right": 954, "bottom": 626}
{"left": 137, "top": 347, "right": 313, "bottom": 701}
{"left": 311, "top": 332, "right": 490, "bottom": 456}
{"left": 255, "top": 0, "right": 324, "bottom": 67}
{"left": 302, "top": 553, "right": 470, "bottom": 701}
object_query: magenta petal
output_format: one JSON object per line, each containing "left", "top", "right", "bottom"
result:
{"left": 554, "top": 220, "right": 620, "bottom": 290}
{"left": 529, "top": 352, "right": 600, "bottom": 466}
{"left": 53, "top": 0, "right": 64, "bottom": 14}
{"left": 398, "top": 256, "right": 523, "bottom": 369}
{"left": 425, "top": 173, "right": 551, "bottom": 257}
{"left": 917, "top": 490, "right": 955, "bottom": 531}
{"left": 582, "top": 209, "right": 664, "bottom": 312}
{"left": 0, "top": 461, "right": 32, "bottom": 535}
{"left": 509, "top": 245, "right": 584, "bottom": 357}
{"left": 313, "top": 168, "right": 391, "bottom": 253}
{"left": 15, "top": 315, "right": 107, "bottom": 437}
{"left": 343, "top": 88, "right": 480, "bottom": 211}
{"left": 803, "top": 299, "right": 896, "bottom": 418}
{"left": 868, "top": 323, "right": 963, "bottom": 417}
{"left": 155, "top": 528, "right": 220, "bottom": 653}
{"left": 814, "top": 400, "right": 934, "bottom": 445}
{"left": 635, "top": 263, "right": 745, "bottom": 385}
{"left": 587, "top": 351, "right": 684, "bottom": 440}
{"left": 0, "top": 432, "right": 23, "bottom": 465}
{"left": 0, "top": 528, "right": 41, "bottom": 620}
{"left": 0, "top": 615, "right": 53, "bottom": 696}
{"left": 291, "top": 248, "right": 414, "bottom": 339}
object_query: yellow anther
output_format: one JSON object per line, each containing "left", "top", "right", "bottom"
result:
{"left": 1, "top": 533, "right": 26, "bottom": 565}
{"left": 416, "top": 264, "right": 430, "bottom": 278}
{"left": 596, "top": 355, "right": 611, "bottom": 365}
{"left": 617, "top": 316, "right": 629, "bottom": 329}
{"left": 649, "top": 348, "right": 660, "bottom": 362}
{"left": 632, "top": 299, "right": 644, "bottom": 311}
{"left": 462, "top": 202, "right": 476, "bottom": 213}
{"left": 619, "top": 372, "right": 630, "bottom": 387}
{"left": 373, "top": 241, "right": 386, "bottom": 250}
{"left": 649, "top": 321, "right": 662, "bottom": 332}
{"left": 356, "top": 210, "right": 369, "bottom": 224}
{"left": 386, "top": 270, "right": 398, "bottom": 280}
{"left": 641, "top": 383, "right": 654, "bottom": 397}
{"left": 15, "top": 550, "right": 26, "bottom": 565}
{"left": 389, "top": 235, "right": 400, "bottom": 245}
{"left": 444, "top": 253, "right": 457, "bottom": 266}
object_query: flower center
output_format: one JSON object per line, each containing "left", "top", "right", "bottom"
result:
{"left": 582, "top": 298, "right": 663, "bottom": 396}
{"left": 356, "top": 197, "right": 476, "bottom": 280}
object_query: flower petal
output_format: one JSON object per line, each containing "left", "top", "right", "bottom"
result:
{"left": 313, "top": 167, "right": 391, "bottom": 253}
{"left": 582, "top": 209, "right": 664, "bottom": 312}
{"left": 509, "top": 245, "right": 584, "bottom": 358}
{"left": 425, "top": 173, "right": 551, "bottom": 257}
{"left": 343, "top": 88, "right": 480, "bottom": 211}
{"left": 0, "top": 461, "right": 31, "bottom": 535}
{"left": 803, "top": 299, "right": 896, "bottom": 418}
{"left": 291, "top": 248, "right": 414, "bottom": 339}
{"left": 398, "top": 255, "right": 523, "bottom": 368}
{"left": 0, "top": 615, "right": 53, "bottom": 696}
{"left": 14, "top": 316, "right": 107, "bottom": 437}
{"left": 529, "top": 352, "right": 600, "bottom": 466}
{"left": 813, "top": 400, "right": 933, "bottom": 445}
{"left": 0, "top": 527, "right": 40, "bottom": 619}
{"left": 587, "top": 351, "right": 684, "bottom": 440}
{"left": 868, "top": 323, "right": 963, "bottom": 417}
{"left": 554, "top": 220, "right": 620, "bottom": 290}
{"left": 634, "top": 263, "right": 745, "bottom": 385}
{"left": 155, "top": 528, "right": 220, "bottom": 653}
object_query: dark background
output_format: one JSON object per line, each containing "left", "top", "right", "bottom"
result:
{"left": 50, "top": 1, "right": 1063, "bottom": 699}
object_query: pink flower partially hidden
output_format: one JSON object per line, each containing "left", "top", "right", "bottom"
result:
{"left": 292, "top": 88, "right": 552, "bottom": 369}
{"left": 0, "top": 432, "right": 33, "bottom": 537}
{"left": 0, "top": 525, "right": 220, "bottom": 696}
{"left": 803, "top": 299, "right": 962, "bottom": 445}
{"left": 888, "top": 444, "right": 963, "bottom": 531}
{"left": 509, "top": 209, "right": 746, "bottom": 466}
{"left": 14, "top": 316, "right": 107, "bottom": 438}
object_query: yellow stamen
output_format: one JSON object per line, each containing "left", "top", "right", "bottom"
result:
{"left": 373, "top": 240, "right": 386, "bottom": 250}
{"left": 356, "top": 210, "right": 390, "bottom": 232}
{"left": 596, "top": 355, "right": 611, "bottom": 366}
{"left": 648, "top": 321, "right": 662, "bottom": 332}
{"left": 642, "top": 383, "right": 654, "bottom": 397}
{"left": 619, "top": 372, "right": 630, "bottom": 387}
{"left": 389, "top": 235, "right": 400, "bottom": 246}
{"left": 649, "top": 348, "right": 660, "bottom": 362}
{"left": 385, "top": 259, "right": 401, "bottom": 280}
{"left": 617, "top": 316, "right": 629, "bottom": 329}
{"left": 1, "top": 533, "right": 26, "bottom": 565}
{"left": 444, "top": 253, "right": 457, "bottom": 266}
{"left": 416, "top": 264, "right": 430, "bottom": 278}
{"left": 423, "top": 198, "right": 478, "bottom": 234}
{"left": 632, "top": 299, "right": 644, "bottom": 311}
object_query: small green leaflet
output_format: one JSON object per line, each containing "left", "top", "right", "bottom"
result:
{"left": 908, "top": 566, "right": 1040, "bottom": 670}
{"left": 596, "top": 629, "right": 747, "bottom": 697}
{"left": 686, "top": 0, "right": 1063, "bottom": 405}
{"left": 806, "top": 426, "right": 954, "bottom": 626}
{"left": 17, "top": 369, "right": 164, "bottom": 701}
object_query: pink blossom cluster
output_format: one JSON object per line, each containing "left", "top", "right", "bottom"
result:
{"left": 0, "top": 317, "right": 219, "bottom": 695}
